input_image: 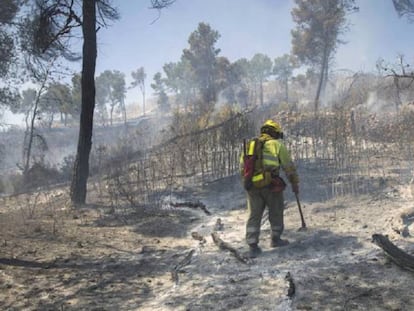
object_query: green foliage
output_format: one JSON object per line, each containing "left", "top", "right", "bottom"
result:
{"left": 59, "top": 154, "right": 75, "bottom": 180}
{"left": 393, "top": 0, "right": 414, "bottom": 21}
{"left": 273, "top": 54, "right": 297, "bottom": 82}
{"left": 0, "top": 0, "right": 20, "bottom": 78}
{"left": 182, "top": 22, "right": 221, "bottom": 108}
{"left": 38, "top": 82, "right": 77, "bottom": 126}
{"left": 131, "top": 67, "right": 146, "bottom": 91}
{"left": 291, "top": 0, "right": 358, "bottom": 111}
{"left": 9, "top": 88, "right": 36, "bottom": 114}
{"left": 249, "top": 53, "right": 273, "bottom": 105}
{"left": 130, "top": 67, "right": 147, "bottom": 115}
{"left": 0, "top": 32, "right": 14, "bottom": 77}
{"left": 231, "top": 58, "right": 251, "bottom": 108}
{"left": 151, "top": 72, "right": 170, "bottom": 112}
{"left": 0, "top": 87, "right": 20, "bottom": 108}
{"left": 273, "top": 54, "right": 298, "bottom": 104}
{"left": 96, "top": 70, "right": 126, "bottom": 124}
{"left": 70, "top": 73, "right": 82, "bottom": 112}
{"left": 163, "top": 59, "right": 195, "bottom": 110}
{"left": 291, "top": 0, "right": 357, "bottom": 66}
{"left": 0, "top": 0, "right": 19, "bottom": 24}
{"left": 249, "top": 53, "right": 272, "bottom": 82}
{"left": 220, "top": 58, "right": 246, "bottom": 106}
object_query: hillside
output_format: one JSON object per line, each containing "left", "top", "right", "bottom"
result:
{"left": 1, "top": 164, "right": 414, "bottom": 310}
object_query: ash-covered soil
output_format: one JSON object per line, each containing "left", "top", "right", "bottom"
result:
{"left": 1, "top": 173, "right": 414, "bottom": 311}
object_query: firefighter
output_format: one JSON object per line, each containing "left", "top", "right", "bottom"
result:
{"left": 240, "top": 119, "right": 299, "bottom": 257}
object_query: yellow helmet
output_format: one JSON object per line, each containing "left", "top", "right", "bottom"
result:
{"left": 262, "top": 119, "right": 282, "bottom": 133}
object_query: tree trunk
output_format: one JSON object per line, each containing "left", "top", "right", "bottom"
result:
{"left": 284, "top": 77, "right": 289, "bottom": 104}
{"left": 23, "top": 95, "right": 40, "bottom": 175}
{"left": 110, "top": 103, "right": 114, "bottom": 125}
{"left": 314, "top": 67, "right": 324, "bottom": 114}
{"left": 142, "top": 88, "right": 146, "bottom": 116}
{"left": 259, "top": 78, "right": 264, "bottom": 106}
{"left": 314, "top": 46, "right": 329, "bottom": 114}
{"left": 23, "top": 77, "right": 48, "bottom": 176}
{"left": 393, "top": 76, "right": 402, "bottom": 112}
{"left": 47, "top": 113, "right": 54, "bottom": 128}
{"left": 70, "top": 0, "right": 96, "bottom": 205}
{"left": 122, "top": 97, "right": 127, "bottom": 125}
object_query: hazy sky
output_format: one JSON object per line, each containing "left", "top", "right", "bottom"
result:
{"left": 3, "top": 0, "right": 414, "bottom": 125}
{"left": 88, "top": 0, "right": 414, "bottom": 107}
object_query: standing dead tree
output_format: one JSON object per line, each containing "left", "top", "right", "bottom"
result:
{"left": 21, "top": 57, "right": 58, "bottom": 178}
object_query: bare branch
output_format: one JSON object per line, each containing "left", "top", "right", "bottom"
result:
{"left": 149, "top": 0, "right": 176, "bottom": 10}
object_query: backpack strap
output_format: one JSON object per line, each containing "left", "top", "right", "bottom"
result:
{"left": 257, "top": 136, "right": 280, "bottom": 174}
{"left": 253, "top": 138, "right": 265, "bottom": 171}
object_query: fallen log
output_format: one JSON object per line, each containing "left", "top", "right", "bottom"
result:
{"left": 371, "top": 233, "right": 414, "bottom": 272}
{"left": 211, "top": 232, "right": 251, "bottom": 264}
{"left": 170, "top": 201, "right": 211, "bottom": 215}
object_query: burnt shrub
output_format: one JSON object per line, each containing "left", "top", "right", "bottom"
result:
{"left": 22, "top": 162, "right": 63, "bottom": 191}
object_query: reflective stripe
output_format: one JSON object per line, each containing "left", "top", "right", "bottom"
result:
{"left": 248, "top": 140, "right": 255, "bottom": 155}
{"left": 263, "top": 154, "right": 278, "bottom": 160}
{"left": 263, "top": 162, "right": 278, "bottom": 168}
{"left": 252, "top": 173, "right": 264, "bottom": 182}
{"left": 263, "top": 155, "right": 279, "bottom": 166}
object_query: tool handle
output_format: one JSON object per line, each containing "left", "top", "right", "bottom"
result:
{"left": 295, "top": 193, "right": 307, "bottom": 228}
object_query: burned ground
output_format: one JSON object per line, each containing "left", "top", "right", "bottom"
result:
{"left": 1, "top": 170, "right": 414, "bottom": 310}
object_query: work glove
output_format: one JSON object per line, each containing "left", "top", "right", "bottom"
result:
{"left": 292, "top": 183, "right": 299, "bottom": 194}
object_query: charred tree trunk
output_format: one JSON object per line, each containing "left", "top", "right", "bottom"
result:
{"left": 70, "top": 0, "right": 96, "bottom": 205}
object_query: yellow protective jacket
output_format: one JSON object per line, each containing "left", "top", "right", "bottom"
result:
{"left": 240, "top": 133, "right": 299, "bottom": 185}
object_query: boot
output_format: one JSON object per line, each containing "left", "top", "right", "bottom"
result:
{"left": 248, "top": 243, "right": 262, "bottom": 258}
{"left": 270, "top": 237, "right": 290, "bottom": 248}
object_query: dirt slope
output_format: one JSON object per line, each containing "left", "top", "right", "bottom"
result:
{"left": 1, "top": 173, "right": 414, "bottom": 311}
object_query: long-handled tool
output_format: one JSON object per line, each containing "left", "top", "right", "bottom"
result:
{"left": 295, "top": 193, "right": 307, "bottom": 231}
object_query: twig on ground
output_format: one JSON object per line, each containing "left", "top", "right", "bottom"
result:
{"left": 170, "top": 201, "right": 211, "bottom": 215}
{"left": 171, "top": 249, "right": 195, "bottom": 285}
{"left": 211, "top": 232, "right": 251, "bottom": 264}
